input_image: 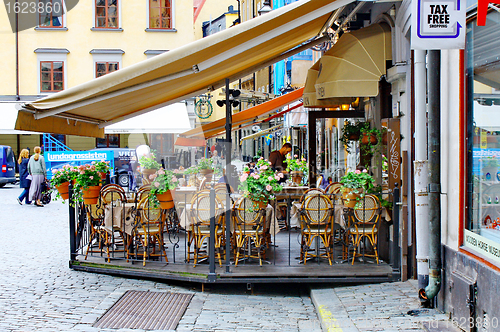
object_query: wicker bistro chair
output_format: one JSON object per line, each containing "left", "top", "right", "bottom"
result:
{"left": 299, "top": 188, "right": 326, "bottom": 203}
{"left": 325, "top": 182, "right": 342, "bottom": 195}
{"left": 188, "top": 192, "right": 226, "bottom": 267}
{"left": 83, "top": 203, "right": 107, "bottom": 260}
{"left": 299, "top": 194, "right": 335, "bottom": 265}
{"left": 130, "top": 196, "right": 168, "bottom": 266}
{"left": 232, "top": 197, "right": 268, "bottom": 266}
{"left": 349, "top": 194, "right": 382, "bottom": 264}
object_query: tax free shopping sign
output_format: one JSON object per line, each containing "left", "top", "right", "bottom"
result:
{"left": 412, "top": 0, "right": 465, "bottom": 50}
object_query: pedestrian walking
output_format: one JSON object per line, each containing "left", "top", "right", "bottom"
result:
{"left": 27, "top": 146, "right": 47, "bottom": 207}
{"left": 16, "top": 149, "right": 32, "bottom": 205}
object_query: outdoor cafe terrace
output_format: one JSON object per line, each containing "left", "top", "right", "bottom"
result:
{"left": 66, "top": 165, "right": 401, "bottom": 285}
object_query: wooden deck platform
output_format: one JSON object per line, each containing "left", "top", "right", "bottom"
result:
{"left": 73, "top": 229, "right": 397, "bottom": 284}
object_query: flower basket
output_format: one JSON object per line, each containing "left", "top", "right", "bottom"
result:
{"left": 290, "top": 171, "right": 304, "bottom": 185}
{"left": 341, "top": 187, "right": 360, "bottom": 208}
{"left": 55, "top": 181, "right": 70, "bottom": 200}
{"left": 361, "top": 133, "right": 378, "bottom": 145}
{"left": 156, "top": 190, "right": 175, "bottom": 210}
{"left": 82, "top": 185, "right": 102, "bottom": 205}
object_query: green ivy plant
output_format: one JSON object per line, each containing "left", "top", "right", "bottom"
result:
{"left": 340, "top": 121, "right": 369, "bottom": 153}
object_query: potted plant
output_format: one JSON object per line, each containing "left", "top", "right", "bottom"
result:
{"left": 50, "top": 165, "right": 79, "bottom": 200}
{"left": 138, "top": 150, "right": 161, "bottom": 180}
{"left": 74, "top": 164, "right": 103, "bottom": 205}
{"left": 183, "top": 165, "right": 199, "bottom": 186}
{"left": 339, "top": 169, "right": 375, "bottom": 208}
{"left": 150, "top": 168, "right": 179, "bottom": 209}
{"left": 92, "top": 160, "right": 111, "bottom": 182}
{"left": 286, "top": 155, "right": 308, "bottom": 185}
{"left": 197, "top": 157, "right": 214, "bottom": 179}
{"left": 359, "top": 126, "right": 387, "bottom": 159}
{"left": 239, "top": 158, "right": 283, "bottom": 210}
{"left": 340, "top": 121, "right": 369, "bottom": 153}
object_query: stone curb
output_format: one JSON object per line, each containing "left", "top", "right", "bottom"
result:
{"left": 310, "top": 287, "right": 359, "bottom": 332}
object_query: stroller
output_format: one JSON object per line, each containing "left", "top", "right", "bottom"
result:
{"left": 40, "top": 180, "right": 52, "bottom": 205}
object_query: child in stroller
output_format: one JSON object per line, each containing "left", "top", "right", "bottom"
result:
{"left": 40, "top": 180, "right": 51, "bottom": 205}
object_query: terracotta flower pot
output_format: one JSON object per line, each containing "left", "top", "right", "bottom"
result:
{"left": 251, "top": 200, "right": 268, "bottom": 211}
{"left": 156, "top": 190, "right": 175, "bottom": 210}
{"left": 341, "top": 187, "right": 360, "bottom": 208}
{"left": 290, "top": 171, "right": 303, "bottom": 185}
{"left": 199, "top": 168, "right": 214, "bottom": 180}
{"left": 348, "top": 133, "right": 360, "bottom": 141}
{"left": 361, "top": 133, "right": 378, "bottom": 145}
{"left": 55, "top": 181, "right": 70, "bottom": 200}
{"left": 82, "top": 185, "right": 102, "bottom": 205}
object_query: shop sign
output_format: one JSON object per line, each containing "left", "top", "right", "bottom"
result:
{"left": 464, "top": 230, "right": 500, "bottom": 265}
{"left": 412, "top": 0, "right": 465, "bottom": 50}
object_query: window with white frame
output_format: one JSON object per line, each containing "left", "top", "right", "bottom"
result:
{"left": 35, "top": 49, "right": 68, "bottom": 93}
{"left": 40, "top": 61, "right": 64, "bottom": 92}
{"left": 90, "top": 49, "right": 123, "bottom": 78}
{"left": 38, "top": 0, "right": 65, "bottom": 28}
{"left": 95, "top": 0, "right": 118, "bottom": 28}
{"left": 149, "top": 0, "right": 172, "bottom": 29}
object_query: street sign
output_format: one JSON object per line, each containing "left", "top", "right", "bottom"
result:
{"left": 411, "top": 0, "right": 465, "bottom": 50}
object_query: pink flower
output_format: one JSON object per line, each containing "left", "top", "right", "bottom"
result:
{"left": 158, "top": 169, "right": 165, "bottom": 175}
{"left": 254, "top": 174, "right": 260, "bottom": 180}
{"left": 80, "top": 171, "right": 85, "bottom": 175}
{"left": 154, "top": 182, "right": 160, "bottom": 188}
{"left": 294, "top": 154, "right": 298, "bottom": 158}
{"left": 355, "top": 170, "right": 361, "bottom": 174}
{"left": 240, "top": 173, "right": 248, "bottom": 182}
{"left": 275, "top": 175, "right": 280, "bottom": 181}
{"left": 266, "top": 185, "right": 272, "bottom": 191}
{"left": 278, "top": 173, "right": 284, "bottom": 178}
{"left": 173, "top": 169, "right": 179, "bottom": 173}
{"left": 89, "top": 176, "right": 94, "bottom": 180}
{"left": 91, "top": 161, "right": 95, "bottom": 164}
{"left": 149, "top": 174, "right": 155, "bottom": 180}
{"left": 287, "top": 155, "right": 292, "bottom": 159}
{"left": 362, "top": 169, "right": 368, "bottom": 173}
{"left": 172, "top": 177, "right": 178, "bottom": 182}
{"left": 268, "top": 176, "right": 274, "bottom": 181}
{"left": 259, "top": 157, "right": 264, "bottom": 160}
{"left": 260, "top": 165, "right": 268, "bottom": 170}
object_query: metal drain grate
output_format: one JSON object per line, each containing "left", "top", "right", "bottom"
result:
{"left": 93, "top": 291, "right": 193, "bottom": 330}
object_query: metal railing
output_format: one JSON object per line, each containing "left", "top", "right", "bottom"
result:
{"left": 69, "top": 184, "right": 402, "bottom": 281}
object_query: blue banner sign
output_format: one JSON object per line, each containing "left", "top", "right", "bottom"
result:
{"left": 45, "top": 150, "right": 115, "bottom": 179}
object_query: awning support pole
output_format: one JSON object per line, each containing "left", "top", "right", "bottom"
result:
{"left": 224, "top": 78, "right": 232, "bottom": 273}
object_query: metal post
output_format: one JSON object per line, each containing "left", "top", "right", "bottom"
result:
{"left": 68, "top": 182, "right": 76, "bottom": 262}
{"left": 224, "top": 77, "right": 233, "bottom": 273}
{"left": 208, "top": 187, "right": 216, "bottom": 282}
{"left": 392, "top": 183, "right": 401, "bottom": 276}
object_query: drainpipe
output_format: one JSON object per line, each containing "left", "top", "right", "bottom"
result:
{"left": 413, "top": 50, "right": 430, "bottom": 300}
{"left": 15, "top": 11, "right": 20, "bottom": 101}
{"left": 419, "top": 50, "right": 441, "bottom": 303}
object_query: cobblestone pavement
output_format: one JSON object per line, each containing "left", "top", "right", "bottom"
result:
{"left": 0, "top": 185, "right": 320, "bottom": 332}
{"left": 311, "top": 281, "right": 454, "bottom": 332}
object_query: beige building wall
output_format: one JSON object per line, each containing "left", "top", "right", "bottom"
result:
{"left": 124, "top": 134, "right": 150, "bottom": 150}
{"left": 66, "top": 136, "right": 95, "bottom": 151}
{"left": 14, "top": 1, "right": 195, "bottom": 94}
{"left": 0, "top": 135, "right": 18, "bottom": 151}
{"left": 20, "top": 135, "right": 41, "bottom": 151}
